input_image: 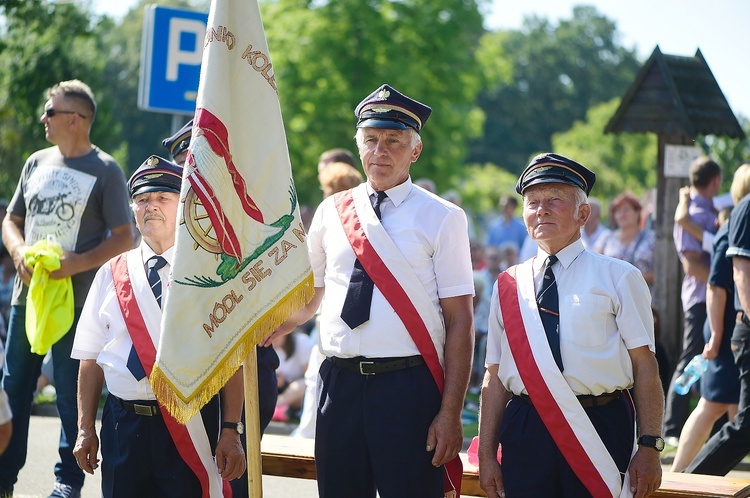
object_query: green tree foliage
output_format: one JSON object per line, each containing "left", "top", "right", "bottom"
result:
{"left": 262, "top": 0, "right": 486, "bottom": 205}
{"left": 0, "top": 1, "right": 117, "bottom": 199}
{"left": 469, "top": 6, "right": 641, "bottom": 174}
{"left": 551, "top": 98, "right": 656, "bottom": 201}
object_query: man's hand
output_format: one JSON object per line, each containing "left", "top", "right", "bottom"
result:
{"left": 425, "top": 408, "right": 463, "bottom": 467}
{"left": 216, "top": 429, "right": 246, "bottom": 480}
{"left": 73, "top": 427, "right": 100, "bottom": 475}
{"left": 0, "top": 419, "right": 11, "bottom": 455}
{"left": 479, "top": 458, "right": 505, "bottom": 498}
{"left": 50, "top": 250, "right": 82, "bottom": 279}
{"left": 260, "top": 321, "right": 297, "bottom": 347}
{"left": 629, "top": 446, "right": 662, "bottom": 497}
{"left": 11, "top": 244, "right": 32, "bottom": 286}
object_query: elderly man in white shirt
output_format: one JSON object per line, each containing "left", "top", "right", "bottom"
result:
{"left": 478, "top": 153, "right": 664, "bottom": 498}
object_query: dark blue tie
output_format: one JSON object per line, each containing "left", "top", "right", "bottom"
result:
{"left": 127, "top": 255, "right": 168, "bottom": 381}
{"left": 340, "top": 191, "right": 387, "bottom": 329}
{"left": 537, "top": 255, "right": 563, "bottom": 371}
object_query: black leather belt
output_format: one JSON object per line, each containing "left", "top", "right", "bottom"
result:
{"left": 737, "top": 311, "right": 750, "bottom": 327}
{"left": 328, "top": 355, "right": 425, "bottom": 375}
{"left": 518, "top": 390, "right": 622, "bottom": 409}
{"left": 112, "top": 395, "right": 160, "bottom": 416}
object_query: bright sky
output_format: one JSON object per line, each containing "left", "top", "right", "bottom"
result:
{"left": 91, "top": 0, "right": 749, "bottom": 119}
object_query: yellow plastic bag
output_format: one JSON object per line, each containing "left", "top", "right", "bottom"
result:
{"left": 24, "top": 237, "right": 74, "bottom": 355}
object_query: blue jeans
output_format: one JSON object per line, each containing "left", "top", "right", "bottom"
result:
{"left": 0, "top": 306, "right": 84, "bottom": 490}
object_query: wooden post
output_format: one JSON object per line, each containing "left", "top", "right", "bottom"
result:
{"left": 243, "top": 347, "right": 263, "bottom": 497}
{"left": 653, "top": 133, "right": 694, "bottom": 361}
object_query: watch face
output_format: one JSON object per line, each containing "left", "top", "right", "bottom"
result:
{"left": 640, "top": 435, "right": 664, "bottom": 451}
{"left": 236, "top": 422, "right": 245, "bottom": 434}
{"left": 655, "top": 437, "right": 665, "bottom": 451}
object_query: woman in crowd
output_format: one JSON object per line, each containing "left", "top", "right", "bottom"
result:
{"left": 595, "top": 192, "right": 655, "bottom": 293}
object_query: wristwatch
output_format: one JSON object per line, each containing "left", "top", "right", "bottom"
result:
{"left": 222, "top": 421, "right": 245, "bottom": 435}
{"left": 638, "top": 435, "right": 665, "bottom": 452}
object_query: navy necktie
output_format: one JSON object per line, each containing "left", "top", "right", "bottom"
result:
{"left": 340, "top": 191, "right": 387, "bottom": 329}
{"left": 537, "top": 255, "right": 563, "bottom": 371}
{"left": 127, "top": 255, "right": 168, "bottom": 381}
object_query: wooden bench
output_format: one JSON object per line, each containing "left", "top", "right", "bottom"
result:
{"left": 260, "top": 434, "right": 750, "bottom": 497}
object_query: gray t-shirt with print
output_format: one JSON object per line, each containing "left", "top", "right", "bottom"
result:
{"left": 8, "top": 145, "right": 133, "bottom": 306}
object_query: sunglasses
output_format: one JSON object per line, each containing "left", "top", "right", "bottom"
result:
{"left": 44, "top": 108, "right": 87, "bottom": 119}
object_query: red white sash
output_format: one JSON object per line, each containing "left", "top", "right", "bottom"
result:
{"left": 110, "top": 253, "right": 228, "bottom": 498}
{"left": 334, "top": 186, "right": 462, "bottom": 497}
{"left": 497, "top": 264, "right": 633, "bottom": 497}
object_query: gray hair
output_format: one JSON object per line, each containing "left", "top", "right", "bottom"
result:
{"left": 355, "top": 127, "right": 422, "bottom": 149}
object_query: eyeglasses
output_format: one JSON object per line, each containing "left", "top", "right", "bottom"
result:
{"left": 44, "top": 108, "right": 87, "bottom": 119}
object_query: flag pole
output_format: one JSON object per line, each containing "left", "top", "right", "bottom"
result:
{"left": 243, "top": 348, "right": 263, "bottom": 497}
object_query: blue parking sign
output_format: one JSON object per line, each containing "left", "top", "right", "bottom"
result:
{"left": 138, "top": 5, "right": 208, "bottom": 115}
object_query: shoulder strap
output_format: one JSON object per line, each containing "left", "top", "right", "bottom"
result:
{"left": 334, "top": 188, "right": 462, "bottom": 498}
{"left": 497, "top": 269, "right": 614, "bottom": 497}
{"left": 110, "top": 254, "right": 217, "bottom": 498}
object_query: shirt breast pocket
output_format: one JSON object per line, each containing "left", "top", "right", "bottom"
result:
{"left": 560, "top": 294, "right": 613, "bottom": 348}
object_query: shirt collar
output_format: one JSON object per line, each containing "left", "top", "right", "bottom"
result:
{"left": 366, "top": 177, "right": 412, "bottom": 208}
{"left": 141, "top": 243, "right": 175, "bottom": 267}
{"left": 534, "top": 238, "right": 585, "bottom": 272}
{"left": 691, "top": 191, "right": 715, "bottom": 209}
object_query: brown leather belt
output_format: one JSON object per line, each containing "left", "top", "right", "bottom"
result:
{"left": 112, "top": 395, "right": 160, "bottom": 416}
{"left": 737, "top": 311, "right": 750, "bottom": 327}
{"left": 328, "top": 355, "right": 425, "bottom": 375}
{"left": 518, "top": 390, "right": 622, "bottom": 409}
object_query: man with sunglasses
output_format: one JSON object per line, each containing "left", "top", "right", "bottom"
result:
{"left": 0, "top": 80, "right": 135, "bottom": 498}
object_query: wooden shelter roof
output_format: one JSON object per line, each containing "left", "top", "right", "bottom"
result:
{"left": 605, "top": 46, "right": 745, "bottom": 139}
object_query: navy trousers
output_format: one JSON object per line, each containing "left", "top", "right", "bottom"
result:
{"left": 687, "top": 321, "right": 750, "bottom": 475}
{"left": 500, "top": 393, "right": 635, "bottom": 497}
{"left": 100, "top": 394, "right": 221, "bottom": 498}
{"left": 315, "top": 358, "right": 444, "bottom": 498}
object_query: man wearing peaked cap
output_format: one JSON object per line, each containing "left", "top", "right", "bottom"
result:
{"left": 158, "top": 129, "right": 281, "bottom": 498}
{"left": 128, "top": 155, "right": 183, "bottom": 197}
{"left": 479, "top": 152, "right": 664, "bottom": 497}
{"left": 162, "top": 120, "right": 193, "bottom": 165}
{"left": 264, "top": 84, "right": 474, "bottom": 497}
{"left": 73, "top": 154, "right": 247, "bottom": 497}
{"left": 355, "top": 83, "right": 432, "bottom": 133}
{"left": 516, "top": 152, "right": 597, "bottom": 196}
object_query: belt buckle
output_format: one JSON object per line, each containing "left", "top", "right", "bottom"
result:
{"left": 133, "top": 404, "right": 154, "bottom": 416}
{"left": 359, "top": 361, "right": 376, "bottom": 375}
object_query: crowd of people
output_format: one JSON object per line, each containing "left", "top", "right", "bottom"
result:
{"left": 0, "top": 77, "right": 748, "bottom": 498}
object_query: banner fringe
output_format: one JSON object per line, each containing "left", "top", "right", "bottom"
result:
{"left": 151, "top": 273, "right": 315, "bottom": 423}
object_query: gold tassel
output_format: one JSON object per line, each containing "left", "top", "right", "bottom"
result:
{"left": 151, "top": 273, "right": 315, "bottom": 423}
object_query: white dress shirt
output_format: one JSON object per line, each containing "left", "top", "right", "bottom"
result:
{"left": 486, "top": 239, "right": 654, "bottom": 396}
{"left": 308, "top": 178, "right": 474, "bottom": 359}
{"left": 72, "top": 244, "right": 174, "bottom": 400}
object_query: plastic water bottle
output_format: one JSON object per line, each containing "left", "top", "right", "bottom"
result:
{"left": 674, "top": 355, "right": 709, "bottom": 395}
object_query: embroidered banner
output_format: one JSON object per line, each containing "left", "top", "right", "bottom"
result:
{"left": 151, "top": 0, "right": 313, "bottom": 423}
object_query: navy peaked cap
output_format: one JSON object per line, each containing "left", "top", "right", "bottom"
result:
{"left": 355, "top": 84, "right": 432, "bottom": 133}
{"left": 129, "top": 155, "right": 183, "bottom": 198}
{"left": 516, "top": 153, "right": 596, "bottom": 196}
{"left": 161, "top": 120, "right": 193, "bottom": 159}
